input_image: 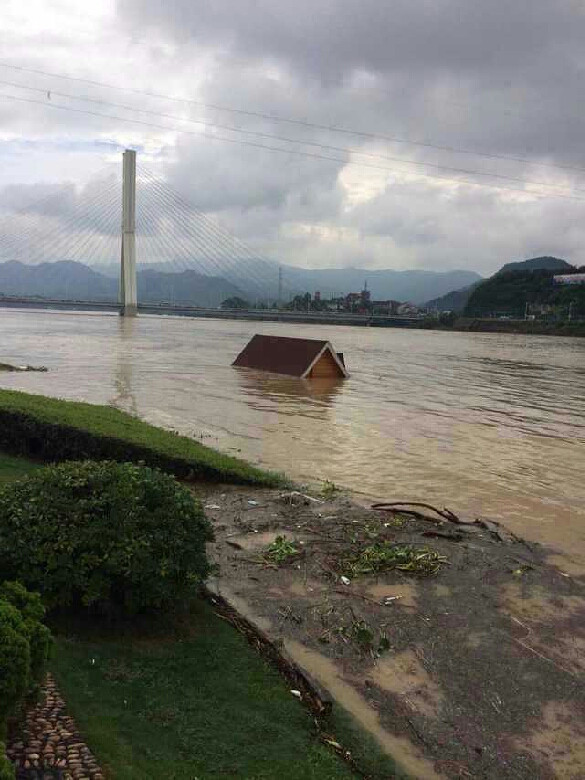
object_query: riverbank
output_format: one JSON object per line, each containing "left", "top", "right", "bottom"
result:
{"left": 1, "top": 389, "right": 584, "bottom": 778}
{"left": 0, "top": 451, "right": 400, "bottom": 780}
{"left": 2, "top": 299, "right": 584, "bottom": 337}
{"left": 415, "top": 317, "right": 585, "bottom": 337}
{"left": 0, "top": 387, "right": 284, "bottom": 487}
{"left": 199, "top": 483, "right": 585, "bottom": 779}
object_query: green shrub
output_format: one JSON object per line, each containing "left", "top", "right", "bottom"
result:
{"left": 0, "top": 582, "right": 50, "bottom": 758}
{"left": 0, "top": 600, "right": 30, "bottom": 721}
{"left": 0, "top": 461, "right": 214, "bottom": 615}
{"left": 0, "top": 744, "right": 14, "bottom": 780}
{"left": 0, "top": 388, "right": 284, "bottom": 487}
{"left": 0, "top": 582, "right": 52, "bottom": 685}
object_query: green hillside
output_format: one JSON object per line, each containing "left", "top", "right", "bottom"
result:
{"left": 496, "top": 255, "right": 573, "bottom": 275}
{"left": 425, "top": 280, "right": 482, "bottom": 313}
{"left": 464, "top": 267, "right": 585, "bottom": 318}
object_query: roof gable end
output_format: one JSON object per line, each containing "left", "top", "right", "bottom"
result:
{"left": 232, "top": 334, "right": 348, "bottom": 378}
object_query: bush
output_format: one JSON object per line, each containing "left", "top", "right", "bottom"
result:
{"left": 0, "top": 745, "right": 14, "bottom": 780}
{"left": 0, "top": 461, "right": 214, "bottom": 615}
{"left": 0, "top": 600, "right": 30, "bottom": 722}
{"left": 0, "top": 582, "right": 52, "bottom": 686}
{"left": 0, "top": 388, "right": 284, "bottom": 487}
{"left": 0, "top": 581, "right": 50, "bottom": 766}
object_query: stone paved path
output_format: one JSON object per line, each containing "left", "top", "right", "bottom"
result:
{"left": 6, "top": 675, "right": 104, "bottom": 780}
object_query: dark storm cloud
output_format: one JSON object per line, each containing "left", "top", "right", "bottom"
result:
{"left": 117, "top": 0, "right": 585, "bottom": 168}
{"left": 3, "top": 0, "right": 585, "bottom": 274}
{"left": 118, "top": 0, "right": 584, "bottom": 79}
{"left": 164, "top": 131, "right": 345, "bottom": 215}
{"left": 118, "top": 0, "right": 585, "bottom": 271}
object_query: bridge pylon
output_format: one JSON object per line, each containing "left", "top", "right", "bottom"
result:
{"left": 120, "top": 149, "right": 138, "bottom": 316}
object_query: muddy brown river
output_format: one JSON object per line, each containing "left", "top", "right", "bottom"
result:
{"left": 1, "top": 308, "right": 583, "bottom": 571}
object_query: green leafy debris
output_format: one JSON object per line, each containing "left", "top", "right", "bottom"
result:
{"left": 342, "top": 541, "right": 447, "bottom": 578}
{"left": 263, "top": 535, "right": 301, "bottom": 566}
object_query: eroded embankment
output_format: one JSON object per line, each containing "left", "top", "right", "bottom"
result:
{"left": 197, "top": 485, "right": 585, "bottom": 780}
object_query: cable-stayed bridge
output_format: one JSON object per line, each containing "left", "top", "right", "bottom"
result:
{"left": 0, "top": 149, "right": 287, "bottom": 315}
{"left": 0, "top": 149, "right": 424, "bottom": 327}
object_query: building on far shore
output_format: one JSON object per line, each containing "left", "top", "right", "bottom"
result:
{"left": 554, "top": 273, "right": 585, "bottom": 285}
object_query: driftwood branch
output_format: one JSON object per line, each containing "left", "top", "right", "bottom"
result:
{"left": 372, "top": 501, "right": 525, "bottom": 544}
{"left": 371, "top": 501, "right": 465, "bottom": 524}
{"left": 202, "top": 585, "right": 331, "bottom": 715}
{"left": 201, "top": 586, "right": 374, "bottom": 777}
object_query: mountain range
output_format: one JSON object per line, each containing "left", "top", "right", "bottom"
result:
{"left": 0, "top": 261, "right": 243, "bottom": 308}
{"left": 0, "top": 260, "right": 483, "bottom": 307}
{"left": 3, "top": 257, "right": 576, "bottom": 312}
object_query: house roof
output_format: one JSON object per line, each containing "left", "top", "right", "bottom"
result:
{"left": 232, "top": 334, "right": 348, "bottom": 378}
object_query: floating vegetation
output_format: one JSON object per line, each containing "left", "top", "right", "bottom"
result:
{"left": 0, "top": 362, "right": 47, "bottom": 372}
{"left": 321, "top": 480, "right": 338, "bottom": 499}
{"left": 382, "top": 515, "right": 408, "bottom": 529}
{"left": 263, "top": 535, "right": 301, "bottom": 565}
{"left": 342, "top": 541, "right": 447, "bottom": 578}
{"left": 364, "top": 521, "right": 382, "bottom": 539}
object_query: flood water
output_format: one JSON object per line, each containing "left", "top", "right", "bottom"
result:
{"left": 1, "top": 308, "right": 584, "bottom": 569}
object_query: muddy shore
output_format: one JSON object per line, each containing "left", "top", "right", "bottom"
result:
{"left": 194, "top": 484, "right": 585, "bottom": 779}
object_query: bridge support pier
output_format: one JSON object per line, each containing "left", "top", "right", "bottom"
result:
{"left": 120, "top": 149, "right": 137, "bottom": 317}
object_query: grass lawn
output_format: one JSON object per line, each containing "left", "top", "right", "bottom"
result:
{"left": 0, "top": 388, "right": 284, "bottom": 487}
{"left": 0, "top": 451, "right": 402, "bottom": 779}
{"left": 0, "top": 451, "right": 41, "bottom": 483}
{"left": 51, "top": 604, "right": 402, "bottom": 780}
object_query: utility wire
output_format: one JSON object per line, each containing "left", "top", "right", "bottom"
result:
{"left": 2, "top": 79, "right": 581, "bottom": 195}
{"left": 3, "top": 90, "right": 585, "bottom": 203}
{"left": 1, "top": 60, "right": 583, "bottom": 175}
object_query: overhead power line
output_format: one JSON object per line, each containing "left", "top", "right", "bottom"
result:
{"left": 1, "top": 60, "right": 584, "bottom": 176}
{"left": 2, "top": 90, "right": 585, "bottom": 203}
{"left": 1, "top": 78, "right": 582, "bottom": 196}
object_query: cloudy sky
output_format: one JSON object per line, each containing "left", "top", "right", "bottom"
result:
{"left": 1, "top": 0, "right": 585, "bottom": 275}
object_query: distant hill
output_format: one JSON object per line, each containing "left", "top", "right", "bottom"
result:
{"left": 138, "top": 269, "right": 243, "bottom": 307}
{"left": 92, "top": 262, "right": 482, "bottom": 304}
{"left": 425, "top": 256, "right": 578, "bottom": 314}
{"left": 0, "top": 261, "right": 244, "bottom": 308}
{"left": 425, "top": 281, "right": 482, "bottom": 313}
{"left": 0, "top": 260, "right": 116, "bottom": 300}
{"left": 464, "top": 257, "right": 584, "bottom": 318}
{"left": 496, "top": 256, "right": 573, "bottom": 275}
{"left": 280, "top": 266, "right": 482, "bottom": 304}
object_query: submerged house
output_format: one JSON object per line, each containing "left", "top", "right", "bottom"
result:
{"left": 232, "top": 334, "right": 349, "bottom": 379}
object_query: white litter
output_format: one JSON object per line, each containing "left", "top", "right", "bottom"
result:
{"left": 248, "top": 500, "right": 259, "bottom": 506}
{"left": 290, "top": 690, "right": 302, "bottom": 699}
{"left": 204, "top": 504, "right": 221, "bottom": 510}
{"left": 340, "top": 576, "right": 351, "bottom": 586}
